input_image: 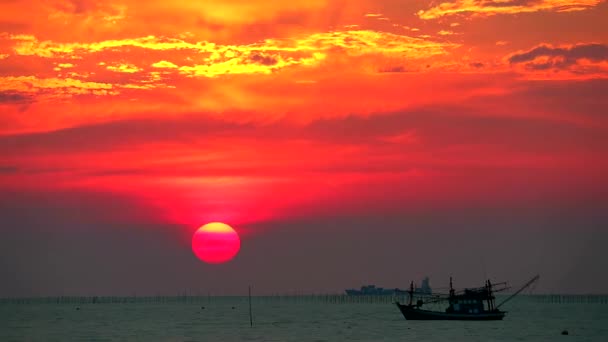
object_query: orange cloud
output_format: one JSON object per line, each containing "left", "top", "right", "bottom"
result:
{"left": 438, "top": 30, "right": 456, "bottom": 36}
{"left": 0, "top": 30, "right": 458, "bottom": 102}
{"left": 106, "top": 63, "right": 141, "bottom": 73}
{"left": 0, "top": 27, "right": 463, "bottom": 130}
{"left": 0, "top": 76, "right": 116, "bottom": 97}
{"left": 152, "top": 61, "right": 178, "bottom": 69}
{"left": 418, "top": 0, "right": 604, "bottom": 19}
{"left": 0, "top": 0, "right": 365, "bottom": 43}
{"left": 9, "top": 30, "right": 454, "bottom": 61}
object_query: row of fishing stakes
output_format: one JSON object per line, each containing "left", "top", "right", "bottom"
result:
{"left": 2, "top": 294, "right": 608, "bottom": 305}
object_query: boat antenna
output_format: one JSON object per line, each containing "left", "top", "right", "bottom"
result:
{"left": 487, "top": 279, "right": 494, "bottom": 311}
{"left": 449, "top": 277, "right": 455, "bottom": 298}
{"left": 480, "top": 257, "right": 487, "bottom": 283}
{"left": 496, "top": 275, "right": 540, "bottom": 309}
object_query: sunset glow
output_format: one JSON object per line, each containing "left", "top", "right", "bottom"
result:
{"left": 1, "top": 0, "right": 608, "bottom": 304}
{"left": 1, "top": 1, "right": 607, "bottom": 252}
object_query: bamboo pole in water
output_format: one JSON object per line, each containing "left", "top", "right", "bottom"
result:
{"left": 248, "top": 286, "right": 253, "bottom": 327}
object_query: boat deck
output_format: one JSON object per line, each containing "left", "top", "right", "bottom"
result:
{"left": 396, "top": 303, "right": 506, "bottom": 321}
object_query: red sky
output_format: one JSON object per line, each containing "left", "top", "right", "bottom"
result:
{"left": 1, "top": 1, "right": 607, "bottom": 295}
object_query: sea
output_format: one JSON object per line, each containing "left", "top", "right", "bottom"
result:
{"left": 1, "top": 295, "right": 607, "bottom": 341}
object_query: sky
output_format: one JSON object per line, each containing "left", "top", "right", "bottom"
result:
{"left": 1, "top": 0, "right": 607, "bottom": 296}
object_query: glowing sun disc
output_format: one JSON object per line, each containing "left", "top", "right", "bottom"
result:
{"left": 192, "top": 222, "right": 241, "bottom": 264}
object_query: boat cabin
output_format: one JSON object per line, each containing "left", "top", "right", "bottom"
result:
{"left": 447, "top": 295, "right": 486, "bottom": 314}
{"left": 446, "top": 282, "right": 496, "bottom": 314}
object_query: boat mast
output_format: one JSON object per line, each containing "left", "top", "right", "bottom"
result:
{"left": 486, "top": 279, "right": 494, "bottom": 311}
{"left": 449, "top": 277, "right": 455, "bottom": 298}
{"left": 409, "top": 281, "right": 414, "bottom": 306}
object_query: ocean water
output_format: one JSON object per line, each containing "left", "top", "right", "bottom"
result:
{"left": 1, "top": 296, "right": 607, "bottom": 341}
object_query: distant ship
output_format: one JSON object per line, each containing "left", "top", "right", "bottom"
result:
{"left": 345, "top": 277, "right": 433, "bottom": 296}
{"left": 395, "top": 275, "right": 539, "bottom": 320}
{"left": 345, "top": 285, "right": 404, "bottom": 296}
{"left": 415, "top": 277, "right": 432, "bottom": 295}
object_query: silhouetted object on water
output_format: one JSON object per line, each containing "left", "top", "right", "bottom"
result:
{"left": 416, "top": 277, "right": 432, "bottom": 295}
{"left": 396, "top": 275, "right": 540, "bottom": 320}
{"left": 346, "top": 278, "right": 432, "bottom": 296}
{"left": 345, "top": 285, "right": 403, "bottom": 296}
{"left": 248, "top": 285, "right": 253, "bottom": 327}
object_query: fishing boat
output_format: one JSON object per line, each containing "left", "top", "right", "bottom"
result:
{"left": 396, "top": 275, "right": 539, "bottom": 321}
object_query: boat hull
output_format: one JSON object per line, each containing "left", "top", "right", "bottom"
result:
{"left": 396, "top": 303, "right": 505, "bottom": 321}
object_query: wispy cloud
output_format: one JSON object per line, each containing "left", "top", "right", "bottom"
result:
{"left": 0, "top": 76, "right": 116, "bottom": 97}
{"left": 418, "top": 0, "right": 603, "bottom": 19}
{"left": 9, "top": 30, "right": 454, "bottom": 62}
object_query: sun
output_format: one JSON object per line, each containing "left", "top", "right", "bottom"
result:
{"left": 192, "top": 222, "right": 241, "bottom": 264}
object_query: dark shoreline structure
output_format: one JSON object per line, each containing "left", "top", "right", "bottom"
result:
{"left": 396, "top": 275, "right": 540, "bottom": 321}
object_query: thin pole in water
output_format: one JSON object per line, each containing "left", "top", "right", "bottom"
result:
{"left": 248, "top": 285, "right": 253, "bottom": 327}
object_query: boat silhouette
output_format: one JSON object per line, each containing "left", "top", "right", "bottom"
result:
{"left": 396, "top": 275, "right": 539, "bottom": 320}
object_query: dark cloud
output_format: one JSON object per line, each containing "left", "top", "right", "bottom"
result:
{"left": 418, "top": 0, "right": 602, "bottom": 19}
{"left": 0, "top": 165, "right": 18, "bottom": 174}
{"left": 249, "top": 53, "right": 278, "bottom": 66}
{"left": 469, "top": 62, "right": 484, "bottom": 69}
{"left": 0, "top": 115, "right": 246, "bottom": 154}
{"left": 499, "top": 78, "right": 608, "bottom": 118}
{"left": 508, "top": 43, "right": 608, "bottom": 69}
{"left": 490, "top": 0, "right": 542, "bottom": 8}
{"left": 0, "top": 91, "right": 33, "bottom": 104}
{"left": 378, "top": 65, "right": 406, "bottom": 73}
{"left": 1, "top": 79, "right": 607, "bottom": 162}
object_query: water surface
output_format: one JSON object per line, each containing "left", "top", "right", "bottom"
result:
{"left": 1, "top": 296, "right": 607, "bottom": 341}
